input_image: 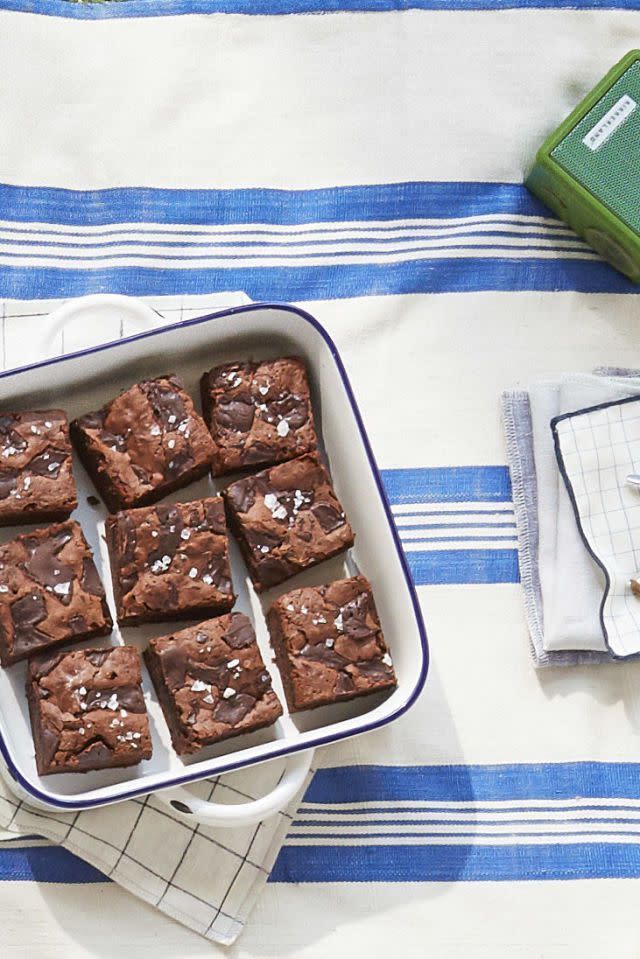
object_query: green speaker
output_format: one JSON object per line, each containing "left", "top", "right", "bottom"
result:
{"left": 526, "top": 50, "right": 640, "bottom": 282}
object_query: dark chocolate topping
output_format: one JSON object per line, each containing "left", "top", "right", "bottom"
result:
{"left": 224, "top": 615, "right": 256, "bottom": 649}
{"left": 300, "top": 642, "right": 349, "bottom": 670}
{"left": 11, "top": 591, "right": 48, "bottom": 656}
{"left": 81, "top": 557, "right": 104, "bottom": 597}
{"left": 28, "top": 448, "right": 67, "bottom": 479}
{"left": 142, "top": 377, "right": 190, "bottom": 432}
{"left": 340, "top": 592, "right": 377, "bottom": 639}
{"left": 160, "top": 644, "right": 188, "bottom": 689}
{"left": 0, "top": 470, "right": 18, "bottom": 500}
{"left": 23, "top": 528, "right": 75, "bottom": 604}
{"left": 226, "top": 477, "right": 257, "bottom": 515}
{"left": 75, "top": 739, "right": 114, "bottom": 770}
{"left": 260, "top": 394, "right": 308, "bottom": 429}
{"left": 40, "top": 726, "right": 61, "bottom": 770}
{"left": 215, "top": 396, "right": 255, "bottom": 433}
{"left": 214, "top": 693, "right": 256, "bottom": 726}
{"left": 312, "top": 503, "right": 345, "bottom": 533}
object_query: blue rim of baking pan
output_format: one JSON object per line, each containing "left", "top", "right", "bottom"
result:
{"left": 0, "top": 301, "right": 429, "bottom": 810}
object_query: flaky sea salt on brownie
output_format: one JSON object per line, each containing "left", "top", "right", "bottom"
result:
{"left": 0, "top": 410, "right": 77, "bottom": 526}
{"left": 266, "top": 575, "right": 396, "bottom": 711}
{"left": 27, "top": 645, "right": 152, "bottom": 775}
{"left": 106, "top": 498, "right": 235, "bottom": 627}
{"left": 223, "top": 451, "right": 354, "bottom": 591}
{"left": 200, "top": 357, "right": 318, "bottom": 475}
{"left": 70, "top": 375, "right": 215, "bottom": 512}
{"left": 144, "top": 612, "right": 282, "bottom": 755}
{"left": 0, "top": 521, "right": 112, "bottom": 667}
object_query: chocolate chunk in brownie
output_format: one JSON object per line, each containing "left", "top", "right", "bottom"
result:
{"left": 0, "top": 521, "right": 112, "bottom": 666}
{"left": 0, "top": 410, "right": 77, "bottom": 526}
{"left": 266, "top": 575, "right": 396, "bottom": 711}
{"left": 106, "top": 498, "right": 235, "bottom": 627}
{"left": 223, "top": 451, "right": 354, "bottom": 591}
{"left": 144, "top": 612, "right": 282, "bottom": 754}
{"left": 200, "top": 357, "right": 318, "bottom": 475}
{"left": 70, "top": 375, "right": 215, "bottom": 512}
{"left": 27, "top": 645, "right": 152, "bottom": 775}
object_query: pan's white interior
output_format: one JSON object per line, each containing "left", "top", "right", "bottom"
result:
{"left": 0, "top": 304, "right": 427, "bottom": 808}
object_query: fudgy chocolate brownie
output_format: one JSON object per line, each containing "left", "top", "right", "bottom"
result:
{"left": 0, "top": 521, "right": 112, "bottom": 667}
{"left": 223, "top": 452, "right": 354, "bottom": 591}
{"left": 106, "top": 498, "right": 235, "bottom": 626}
{"left": 27, "top": 645, "right": 152, "bottom": 775}
{"left": 70, "top": 375, "right": 215, "bottom": 512}
{"left": 266, "top": 575, "right": 396, "bottom": 711}
{"left": 200, "top": 357, "right": 318, "bottom": 475}
{"left": 144, "top": 612, "right": 282, "bottom": 754}
{"left": 0, "top": 410, "right": 77, "bottom": 526}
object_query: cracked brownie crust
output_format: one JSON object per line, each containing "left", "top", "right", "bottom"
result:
{"left": 106, "top": 498, "right": 235, "bottom": 627}
{"left": 70, "top": 375, "right": 215, "bottom": 512}
{"left": 144, "top": 612, "right": 282, "bottom": 754}
{"left": 27, "top": 645, "right": 152, "bottom": 775}
{"left": 200, "top": 357, "right": 318, "bottom": 476}
{"left": 0, "top": 521, "right": 112, "bottom": 667}
{"left": 223, "top": 452, "right": 354, "bottom": 592}
{"left": 0, "top": 410, "right": 77, "bottom": 526}
{"left": 267, "top": 575, "right": 396, "bottom": 711}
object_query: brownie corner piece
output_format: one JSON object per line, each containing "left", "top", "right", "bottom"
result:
{"left": 223, "top": 451, "right": 354, "bottom": 592}
{"left": 27, "top": 645, "right": 152, "bottom": 775}
{"left": 200, "top": 356, "right": 318, "bottom": 475}
{"left": 0, "top": 520, "right": 112, "bottom": 667}
{"left": 266, "top": 575, "right": 396, "bottom": 711}
{"left": 0, "top": 409, "right": 77, "bottom": 526}
{"left": 144, "top": 612, "right": 282, "bottom": 754}
{"left": 70, "top": 374, "right": 215, "bottom": 511}
{"left": 106, "top": 497, "right": 234, "bottom": 626}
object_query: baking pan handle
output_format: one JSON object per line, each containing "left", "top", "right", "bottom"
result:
{"left": 154, "top": 749, "right": 314, "bottom": 828}
{"left": 45, "top": 293, "right": 161, "bottom": 350}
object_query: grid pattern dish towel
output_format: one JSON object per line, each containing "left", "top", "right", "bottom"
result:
{"left": 0, "top": 292, "right": 314, "bottom": 948}
{"left": 553, "top": 394, "right": 640, "bottom": 658}
{"left": 502, "top": 373, "right": 640, "bottom": 666}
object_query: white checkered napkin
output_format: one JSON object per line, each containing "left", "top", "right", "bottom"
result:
{"left": 553, "top": 395, "right": 640, "bottom": 658}
{"left": 0, "top": 759, "right": 314, "bottom": 946}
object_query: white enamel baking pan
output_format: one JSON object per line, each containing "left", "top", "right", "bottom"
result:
{"left": 0, "top": 295, "right": 428, "bottom": 826}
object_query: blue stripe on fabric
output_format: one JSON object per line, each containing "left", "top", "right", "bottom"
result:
{"left": 0, "top": 845, "right": 106, "bottom": 883}
{"left": 0, "top": 181, "right": 633, "bottom": 298}
{"left": 0, "top": 259, "right": 631, "bottom": 300}
{"left": 4, "top": 0, "right": 640, "bottom": 20}
{"left": 5, "top": 839, "right": 640, "bottom": 886}
{"left": 381, "top": 466, "right": 512, "bottom": 505}
{"left": 393, "top": 522, "right": 517, "bottom": 529}
{"left": 0, "top": 181, "right": 548, "bottom": 227}
{"left": 300, "top": 804, "right": 640, "bottom": 814}
{"left": 269, "top": 842, "right": 640, "bottom": 883}
{"left": 401, "top": 535, "right": 516, "bottom": 543}
{"left": 0, "top": 230, "right": 587, "bottom": 249}
{"left": 403, "top": 548, "right": 520, "bottom": 584}
{"left": 394, "top": 509, "right": 514, "bottom": 517}
{"left": 292, "top": 817, "right": 640, "bottom": 826}
{"left": 304, "top": 764, "right": 640, "bottom": 803}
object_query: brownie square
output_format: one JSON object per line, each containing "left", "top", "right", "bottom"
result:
{"left": 144, "top": 612, "right": 282, "bottom": 755}
{"left": 200, "top": 357, "right": 318, "bottom": 476}
{"left": 70, "top": 375, "right": 215, "bottom": 512}
{"left": 266, "top": 575, "right": 396, "bottom": 711}
{"left": 0, "top": 521, "right": 112, "bottom": 667}
{"left": 223, "top": 452, "right": 354, "bottom": 591}
{"left": 27, "top": 645, "right": 152, "bottom": 775}
{"left": 106, "top": 498, "right": 235, "bottom": 627}
{"left": 0, "top": 410, "right": 77, "bottom": 526}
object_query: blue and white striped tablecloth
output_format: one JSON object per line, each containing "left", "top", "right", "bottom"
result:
{"left": 2, "top": 2, "right": 640, "bottom": 957}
